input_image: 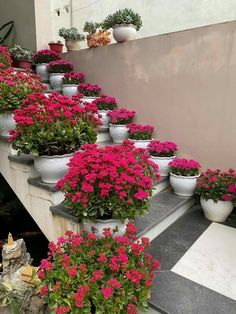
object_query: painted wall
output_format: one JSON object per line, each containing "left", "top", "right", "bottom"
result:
{"left": 51, "top": 0, "right": 236, "bottom": 49}
{"left": 63, "top": 21, "right": 236, "bottom": 170}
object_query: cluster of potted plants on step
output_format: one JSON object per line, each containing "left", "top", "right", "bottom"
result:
{"left": 128, "top": 123, "right": 154, "bottom": 148}
{"left": 9, "top": 44, "right": 33, "bottom": 69}
{"left": 62, "top": 71, "right": 85, "bottom": 97}
{"left": 92, "top": 95, "right": 117, "bottom": 129}
{"left": 33, "top": 49, "right": 60, "bottom": 82}
{"left": 78, "top": 83, "right": 102, "bottom": 103}
{"left": 38, "top": 224, "right": 160, "bottom": 313}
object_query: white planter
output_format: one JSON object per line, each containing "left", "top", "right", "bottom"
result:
{"left": 0, "top": 113, "right": 15, "bottom": 138}
{"left": 62, "top": 84, "right": 78, "bottom": 97}
{"left": 65, "top": 39, "right": 81, "bottom": 51}
{"left": 109, "top": 124, "right": 128, "bottom": 143}
{"left": 200, "top": 197, "right": 233, "bottom": 222}
{"left": 34, "top": 153, "right": 73, "bottom": 184}
{"left": 36, "top": 63, "right": 49, "bottom": 82}
{"left": 170, "top": 173, "right": 200, "bottom": 196}
{"left": 150, "top": 156, "right": 175, "bottom": 177}
{"left": 113, "top": 24, "right": 137, "bottom": 43}
{"left": 129, "top": 139, "right": 151, "bottom": 149}
{"left": 81, "top": 97, "right": 99, "bottom": 104}
{"left": 49, "top": 73, "right": 64, "bottom": 91}
{"left": 98, "top": 110, "right": 111, "bottom": 130}
{"left": 83, "top": 218, "right": 129, "bottom": 239}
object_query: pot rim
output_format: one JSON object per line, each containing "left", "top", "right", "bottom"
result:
{"left": 200, "top": 196, "right": 233, "bottom": 204}
{"left": 109, "top": 123, "right": 128, "bottom": 127}
{"left": 49, "top": 73, "right": 65, "bottom": 76}
{"left": 35, "top": 152, "right": 74, "bottom": 159}
{"left": 86, "top": 218, "right": 129, "bottom": 223}
{"left": 170, "top": 172, "right": 200, "bottom": 179}
{"left": 81, "top": 96, "right": 99, "bottom": 99}
{"left": 113, "top": 24, "right": 136, "bottom": 29}
{"left": 36, "top": 63, "right": 49, "bottom": 66}
{"left": 62, "top": 84, "right": 78, "bottom": 87}
{"left": 0, "top": 112, "right": 14, "bottom": 117}
{"left": 98, "top": 109, "right": 111, "bottom": 113}
{"left": 128, "top": 138, "right": 152, "bottom": 142}
{"left": 49, "top": 42, "right": 63, "bottom": 46}
{"left": 150, "top": 155, "right": 176, "bottom": 160}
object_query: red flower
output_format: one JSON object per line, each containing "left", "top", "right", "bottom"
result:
{"left": 55, "top": 306, "right": 71, "bottom": 314}
{"left": 101, "top": 287, "right": 113, "bottom": 299}
{"left": 40, "top": 285, "right": 48, "bottom": 297}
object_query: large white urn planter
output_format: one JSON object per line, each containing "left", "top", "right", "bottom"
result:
{"left": 83, "top": 218, "right": 129, "bottom": 239}
{"left": 113, "top": 24, "right": 137, "bottom": 43}
{"left": 0, "top": 113, "right": 15, "bottom": 138}
{"left": 98, "top": 110, "right": 110, "bottom": 130}
{"left": 36, "top": 63, "right": 49, "bottom": 82}
{"left": 62, "top": 84, "right": 78, "bottom": 97}
{"left": 129, "top": 139, "right": 151, "bottom": 149}
{"left": 200, "top": 198, "right": 233, "bottom": 222}
{"left": 150, "top": 156, "right": 175, "bottom": 177}
{"left": 109, "top": 124, "right": 128, "bottom": 143}
{"left": 65, "top": 39, "right": 81, "bottom": 51}
{"left": 49, "top": 73, "right": 64, "bottom": 91}
{"left": 34, "top": 153, "right": 73, "bottom": 184}
{"left": 81, "top": 97, "right": 99, "bottom": 104}
{"left": 170, "top": 173, "right": 200, "bottom": 196}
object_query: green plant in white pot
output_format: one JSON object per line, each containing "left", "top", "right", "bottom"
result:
{"left": 59, "top": 27, "right": 85, "bottom": 51}
{"left": 103, "top": 8, "right": 142, "bottom": 43}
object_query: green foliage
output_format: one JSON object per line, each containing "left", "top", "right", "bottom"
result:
{"left": 102, "top": 8, "right": 142, "bottom": 31}
{"left": 83, "top": 22, "right": 101, "bottom": 35}
{"left": 9, "top": 45, "right": 33, "bottom": 61}
{"left": 59, "top": 27, "right": 85, "bottom": 41}
{"left": 0, "top": 281, "right": 21, "bottom": 314}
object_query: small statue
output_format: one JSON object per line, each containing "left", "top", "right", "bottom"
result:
{"left": 7, "top": 232, "right": 14, "bottom": 246}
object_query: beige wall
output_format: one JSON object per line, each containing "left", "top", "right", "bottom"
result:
{"left": 63, "top": 21, "right": 236, "bottom": 170}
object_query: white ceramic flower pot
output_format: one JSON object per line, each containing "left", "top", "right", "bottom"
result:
{"left": 129, "top": 139, "right": 151, "bottom": 149}
{"left": 150, "top": 156, "right": 175, "bottom": 177}
{"left": 34, "top": 153, "right": 73, "bottom": 184}
{"left": 109, "top": 124, "right": 128, "bottom": 143}
{"left": 0, "top": 113, "right": 15, "bottom": 138}
{"left": 49, "top": 73, "right": 64, "bottom": 91}
{"left": 65, "top": 39, "right": 81, "bottom": 51}
{"left": 98, "top": 110, "right": 111, "bottom": 130}
{"left": 81, "top": 97, "right": 99, "bottom": 104}
{"left": 200, "top": 197, "right": 233, "bottom": 222}
{"left": 170, "top": 173, "right": 200, "bottom": 196}
{"left": 36, "top": 63, "right": 49, "bottom": 82}
{"left": 62, "top": 84, "right": 78, "bottom": 97}
{"left": 113, "top": 24, "right": 137, "bottom": 43}
{"left": 83, "top": 218, "right": 129, "bottom": 239}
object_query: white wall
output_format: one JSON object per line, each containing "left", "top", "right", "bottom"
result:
{"left": 51, "top": 0, "right": 236, "bottom": 49}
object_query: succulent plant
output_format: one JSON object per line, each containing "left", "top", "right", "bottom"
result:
{"left": 59, "top": 27, "right": 85, "bottom": 41}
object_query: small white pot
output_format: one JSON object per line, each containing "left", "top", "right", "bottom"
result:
{"left": 62, "top": 84, "right": 78, "bottom": 97}
{"left": 36, "top": 63, "right": 49, "bottom": 82}
{"left": 129, "top": 139, "right": 151, "bottom": 149}
{"left": 0, "top": 113, "right": 15, "bottom": 138}
{"left": 170, "top": 172, "right": 200, "bottom": 196}
{"left": 65, "top": 39, "right": 81, "bottom": 51}
{"left": 200, "top": 197, "right": 233, "bottom": 222}
{"left": 34, "top": 153, "right": 73, "bottom": 184}
{"left": 98, "top": 110, "right": 111, "bottom": 130}
{"left": 49, "top": 73, "right": 64, "bottom": 91}
{"left": 150, "top": 156, "right": 175, "bottom": 177}
{"left": 83, "top": 218, "right": 129, "bottom": 239}
{"left": 81, "top": 97, "right": 99, "bottom": 104}
{"left": 113, "top": 24, "right": 137, "bottom": 43}
{"left": 109, "top": 124, "right": 128, "bottom": 143}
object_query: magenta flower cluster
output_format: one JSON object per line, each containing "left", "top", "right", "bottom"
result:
{"left": 32, "top": 49, "right": 60, "bottom": 64}
{"left": 47, "top": 60, "right": 74, "bottom": 73}
{"left": 128, "top": 123, "right": 154, "bottom": 140}
{"left": 148, "top": 140, "right": 177, "bottom": 157}
{"left": 108, "top": 108, "right": 136, "bottom": 125}
{"left": 92, "top": 95, "right": 117, "bottom": 111}
{"left": 78, "top": 83, "right": 102, "bottom": 97}
{"left": 169, "top": 158, "right": 201, "bottom": 176}
{"left": 63, "top": 71, "right": 85, "bottom": 84}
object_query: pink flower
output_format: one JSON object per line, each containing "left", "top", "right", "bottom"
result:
{"left": 40, "top": 285, "right": 48, "bottom": 296}
{"left": 128, "top": 123, "right": 154, "bottom": 140}
{"left": 148, "top": 140, "right": 177, "bottom": 157}
{"left": 134, "top": 189, "right": 149, "bottom": 200}
{"left": 101, "top": 287, "right": 113, "bottom": 299}
{"left": 108, "top": 108, "right": 136, "bottom": 124}
{"left": 55, "top": 306, "right": 71, "bottom": 314}
{"left": 107, "top": 279, "right": 121, "bottom": 289}
{"left": 221, "top": 194, "right": 233, "bottom": 201}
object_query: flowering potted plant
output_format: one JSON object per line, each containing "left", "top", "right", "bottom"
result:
{"left": 47, "top": 60, "right": 73, "bottom": 91}
{"left": 59, "top": 27, "right": 85, "bottom": 51}
{"left": 78, "top": 83, "right": 102, "bottom": 103}
{"left": 102, "top": 8, "right": 142, "bottom": 43}
{"left": 107, "top": 108, "right": 136, "bottom": 143}
{"left": 0, "top": 45, "right": 12, "bottom": 69}
{"left": 9, "top": 45, "right": 33, "bottom": 69}
{"left": 48, "top": 41, "right": 64, "bottom": 54}
{"left": 92, "top": 95, "right": 117, "bottom": 129}
{"left": 32, "top": 49, "right": 60, "bottom": 82}
{"left": 0, "top": 68, "right": 45, "bottom": 138}
{"left": 83, "top": 21, "right": 110, "bottom": 48}
{"left": 196, "top": 169, "right": 236, "bottom": 222}
{"left": 38, "top": 225, "right": 160, "bottom": 313}
{"left": 10, "top": 93, "right": 100, "bottom": 183}
{"left": 62, "top": 71, "right": 85, "bottom": 97}
{"left": 148, "top": 140, "right": 178, "bottom": 176}
{"left": 169, "top": 158, "right": 201, "bottom": 196}
{"left": 57, "top": 141, "right": 159, "bottom": 234}
{"left": 128, "top": 123, "right": 154, "bottom": 149}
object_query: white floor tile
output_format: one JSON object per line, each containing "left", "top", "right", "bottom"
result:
{"left": 172, "top": 222, "right": 236, "bottom": 300}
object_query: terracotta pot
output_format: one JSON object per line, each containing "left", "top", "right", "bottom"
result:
{"left": 18, "top": 61, "right": 32, "bottom": 69}
{"left": 48, "top": 43, "right": 63, "bottom": 54}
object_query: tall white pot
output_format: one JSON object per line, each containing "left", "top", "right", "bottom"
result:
{"left": 170, "top": 173, "right": 200, "bottom": 196}
{"left": 34, "top": 153, "right": 73, "bottom": 184}
{"left": 83, "top": 218, "right": 129, "bottom": 239}
{"left": 36, "top": 63, "right": 49, "bottom": 82}
{"left": 62, "top": 84, "right": 78, "bottom": 97}
{"left": 0, "top": 113, "right": 15, "bottom": 138}
{"left": 200, "top": 197, "right": 233, "bottom": 222}
{"left": 81, "top": 97, "right": 99, "bottom": 104}
{"left": 98, "top": 110, "right": 110, "bottom": 130}
{"left": 150, "top": 156, "right": 175, "bottom": 177}
{"left": 109, "top": 124, "right": 128, "bottom": 143}
{"left": 49, "top": 73, "right": 64, "bottom": 91}
{"left": 113, "top": 24, "right": 137, "bottom": 43}
{"left": 65, "top": 39, "right": 81, "bottom": 51}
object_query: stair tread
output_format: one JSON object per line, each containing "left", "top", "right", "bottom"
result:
{"left": 0, "top": 135, "right": 10, "bottom": 142}
{"left": 8, "top": 153, "right": 34, "bottom": 165}
{"left": 28, "top": 177, "right": 58, "bottom": 192}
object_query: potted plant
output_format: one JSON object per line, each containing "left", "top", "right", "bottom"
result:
{"left": 10, "top": 93, "right": 100, "bottom": 183}
{"left": 147, "top": 140, "right": 178, "bottom": 177}
{"left": 48, "top": 41, "right": 64, "bottom": 54}
{"left": 107, "top": 108, "right": 136, "bottom": 143}
{"left": 59, "top": 27, "right": 85, "bottom": 51}
{"left": 102, "top": 8, "right": 142, "bottom": 43}
{"left": 128, "top": 123, "right": 154, "bottom": 149}
{"left": 62, "top": 71, "right": 85, "bottom": 97}
{"left": 32, "top": 49, "right": 60, "bottom": 82}
{"left": 9, "top": 45, "right": 33, "bottom": 69}
{"left": 47, "top": 60, "right": 73, "bottom": 91}
{"left": 0, "top": 68, "right": 45, "bottom": 138}
{"left": 196, "top": 169, "right": 236, "bottom": 222}
{"left": 83, "top": 21, "right": 110, "bottom": 48}
{"left": 78, "top": 83, "right": 102, "bottom": 103}
{"left": 92, "top": 95, "right": 117, "bottom": 129}
{"left": 38, "top": 226, "right": 160, "bottom": 313}
{"left": 0, "top": 45, "right": 12, "bottom": 69}
{"left": 169, "top": 158, "right": 201, "bottom": 196}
